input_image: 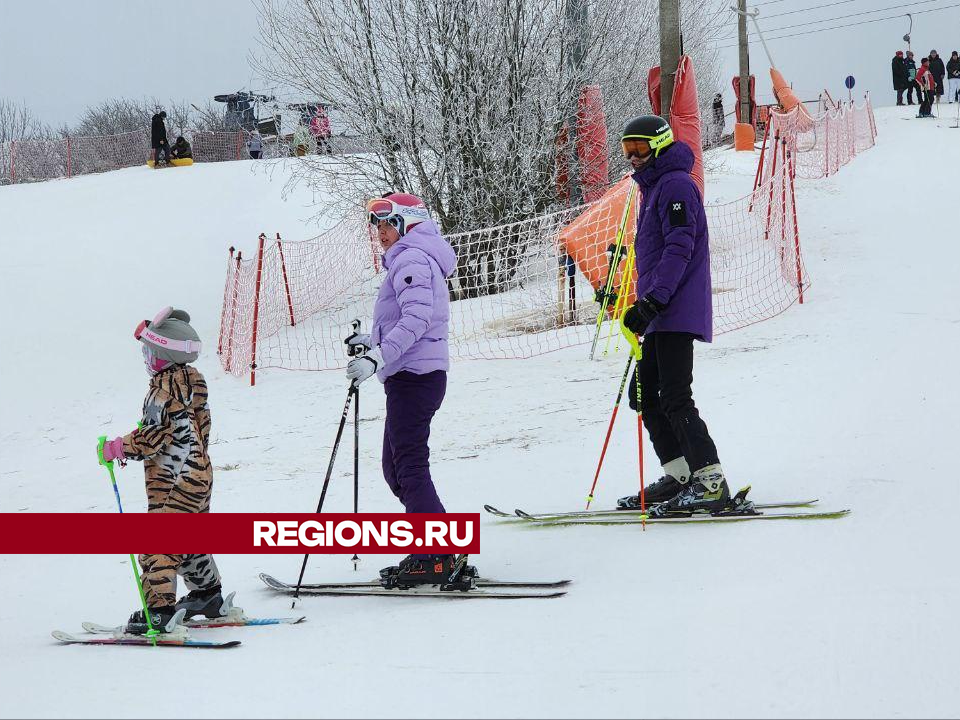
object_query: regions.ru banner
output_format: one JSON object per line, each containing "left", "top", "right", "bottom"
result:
{"left": 0, "top": 513, "right": 480, "bottom": 554}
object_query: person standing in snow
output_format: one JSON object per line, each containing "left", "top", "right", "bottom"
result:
{"left": 711, "top": 93, "right": 725, "bottom": 144}
{"left": 99, "top": 308, "right": 228, "bottom": 633}
{"left": 615, "top": 116, "right": 730, "bottom": 518}
{"left": 904, "top": 51, "right": 920, "bottom": 105}
{"left": 151, "top": 110, "right": 169, "bottom": 165}
{"left": 247, "top": 130, "right": 263, "bottom": 159}
{"left": 929, "top": 50, "right": 946, "bottom": 100}
{"left": 892, "top": 51, "right": 909, "bottom": 106}
{"left": 344, "top": 193, "right": 461, "bottom": 586}
{"left": 310, "top": 106, "right": 333, "bottom": 155}
{"left": 946, "top": 51, "right": 960, "bottom": 103}
{"left": 916, "top": 58, "right": 936, "bottom": 118}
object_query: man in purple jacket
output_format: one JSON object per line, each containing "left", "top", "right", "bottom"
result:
{"left": 345, "top": 192, "right": 461, "bottom": 585}
{"left": 616, "top": 115, "right": 730, "bottom": 518}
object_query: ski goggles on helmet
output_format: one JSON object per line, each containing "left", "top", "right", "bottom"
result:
{"left": 622, "top": 126, "right": 675, "bottom": 158}
{"left": 366, "top": 197, "right": 430, "bottom": 236}
{"left": 367, "top": 197, "right": 402, "bottom": 223}
{"left": 621, "top": 138, "right": 653, "bottom": 159}
{"left": 134, "top": 307, "right": 202, "bottom": 353}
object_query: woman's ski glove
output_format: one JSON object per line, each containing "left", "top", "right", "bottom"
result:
{"left": 344, "top": 331, "right": 371, "bottom": 357}
{"left": 100, "top": 437, "right": 126, "bottom": 463}
{"left": 346, "top": 346, "right": 383, "bottom": 385}
{"left": 622, "top": 294, "right": 666, "bottom": 336}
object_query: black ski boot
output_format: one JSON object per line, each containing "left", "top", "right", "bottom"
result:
{"left": 648, "top": 464, "right": 731, "bottom": 517}
{"left": 124, "top": 606, "right": 178, "bottom": 635}
{"left": 617, "top": 474, "right": 686, "bottom": 509}
{"left": 380, "top": 555, "right": 476, "bottom": 590}
{"left": 175, "top": 584, "right": 225, "bottom": 619}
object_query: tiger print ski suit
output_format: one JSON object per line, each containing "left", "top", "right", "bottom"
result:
{"left": 121, "top": 364, "right": 220, "bottom": 608}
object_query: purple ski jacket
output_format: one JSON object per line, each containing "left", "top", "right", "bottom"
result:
{"left": 371, "top": 220, "right": 457, "bottom": 381}
{"left": 632, "top": 140, "right": 713, "bottom": 342}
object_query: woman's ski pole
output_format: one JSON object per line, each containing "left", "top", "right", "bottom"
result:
{"left": 351, "top": 384, "right": 360, "bottom": 571}
{"left": 292, "top": 383, "right": 356, "bottom": 607}
{"left": 97, "top": 436, "right": 159, "bottom": 645}
{"left": 584, "top": 355, "right": 634, "bottom": 510}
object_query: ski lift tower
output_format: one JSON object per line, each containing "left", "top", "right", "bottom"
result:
{"left": 213, "top": 91, "right": 277, "bottom": 134}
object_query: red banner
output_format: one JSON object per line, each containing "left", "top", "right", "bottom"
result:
{"left": 0, "top": 513, "right": 480, "bottom": 554}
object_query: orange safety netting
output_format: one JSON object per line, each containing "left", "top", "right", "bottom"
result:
{"left": 218, "top": 160, "right": 809, "bottom": 382}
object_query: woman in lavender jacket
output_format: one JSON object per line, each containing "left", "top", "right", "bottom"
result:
{"left": 345, "top": 192, "right": 462, "bottom": 586}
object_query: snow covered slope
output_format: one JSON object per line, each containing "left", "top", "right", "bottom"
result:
{"left": 1, "top": 107, "right": 958, "bottom": 718}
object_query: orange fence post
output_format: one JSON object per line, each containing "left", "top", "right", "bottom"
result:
{"left": 788, "top": 149, "right": 804, "bottom": 305}
{"left": 249, "top": 234, "right": 266, "bottom": 386}
{"left": 823, "top": 112, "right": 831, "bottom": 177}
{"left": 218, "top": 247, "right": 235, "bottom": 356}
{"left": 763, "top": 132, "right": 780, "bottom": 240}
{"left": 750, "top": 118, "right": 772, "bottom": 214}
{"left": 276, "top": 233, "right": 296, "bottom": 326}
{"left": 224, "top": 251, "right": 242, "bottom": 370}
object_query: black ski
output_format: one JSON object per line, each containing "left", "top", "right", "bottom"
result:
{"left": 259, "top": 573, "right": 567, "bottom": 598}
{"left": 484, "top": 498, "right": 818, "bottom": 521}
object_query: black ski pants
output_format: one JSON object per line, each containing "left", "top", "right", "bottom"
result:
{"left": 628, "top": 331, "right": 720, "bottom": 473}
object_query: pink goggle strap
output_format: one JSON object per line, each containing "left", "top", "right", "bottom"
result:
{"left": 139, "top": 327, "right": 202, "bottom": 354}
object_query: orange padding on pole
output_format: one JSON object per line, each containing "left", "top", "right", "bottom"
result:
{"left": 648, "top": 55, "right": 704, "bottom": 196}
{"left": 734, "top": 123, "right": 756, "bottom": 151}
{"left": 559, "top": 54, "right": 704, "bottom": 306}
{"left": 769, "top": 68, "right": 814, "bottom": 131}
{"left": 559, "top": 176, "right": 636, "bottom": 296}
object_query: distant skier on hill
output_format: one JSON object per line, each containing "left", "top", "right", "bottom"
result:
{"left": 946, "top": 51, "right": 960, "bottom": 103}
{"left": 892, "top": 51, "right": 909, "bottom": 106}
{"left": 344, "top": 193, "right": 465, "bottom": 586}
{"left": 929, "top": 50, "right": 946, "bottom": 100}
{"left": 247, "top": 130, "right": 263, "bottom": 159}
{"left": 916, "top": 58, "right": 936, "bottom": 118}
{"left": 151, "top": 110, "right": 169, "bottom": 166}
{"left": 616, "top": 115, "right": 730, "bottom": 518}
{"left": 904, "top": 51, "right": 920, "bottom": 106}
{"left": 98, "top": 308, "right": 229, "bottom": 633}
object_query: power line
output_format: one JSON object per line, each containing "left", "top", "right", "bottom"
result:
{"left": 720, "top": 0, "right": 937, "bottom": 40}
{"left": 717, "top": 0, "right": 944, "bottom": 41}
{"left": 762, "top": 0, "right": 857, "bottom": 21}
{"left": 714, "top": 2, "right": 960, "bottom": 49}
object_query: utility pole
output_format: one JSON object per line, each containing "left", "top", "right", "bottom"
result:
{"left": 565, "top": 0, "right": 587, "bottom": 205}
{"left": 659, "top": 0, "right": 681, "bottom": 123}
{"left": 737, "top": 0, "right": 751, "bottom": 128}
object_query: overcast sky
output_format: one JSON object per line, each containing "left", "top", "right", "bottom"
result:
{"left": 2, "top": 0, "right": 959, "bottom": 128}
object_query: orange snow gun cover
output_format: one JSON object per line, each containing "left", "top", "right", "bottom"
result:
{"left": 559, "top": 55, "right": 704, "bottom": 311}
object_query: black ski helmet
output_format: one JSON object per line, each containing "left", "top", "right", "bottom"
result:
{"left": 621, "top": 115, "right": 675, "bottom": 157}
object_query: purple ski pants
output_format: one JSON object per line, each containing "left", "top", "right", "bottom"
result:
{"left": 382, "top": 370, "right": 447, "bottom": 519}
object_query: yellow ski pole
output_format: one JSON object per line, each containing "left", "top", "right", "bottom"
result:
{"left": 604, "top": 244, "right": 636, "bottom": 357}
{"left": 589, "top": 183, "right": 637, "bottom": 360}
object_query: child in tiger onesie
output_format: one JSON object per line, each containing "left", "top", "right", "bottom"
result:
{"left": 99, "top": 307, "right": 226, "bottom": 634}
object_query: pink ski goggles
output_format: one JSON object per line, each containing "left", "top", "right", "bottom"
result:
{"left": 134, "top": 307, "right": 202, "bottom": 353}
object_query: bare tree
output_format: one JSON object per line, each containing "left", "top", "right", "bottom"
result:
{"left": 0, "top": 99, "right": 47, "bottom": 143}
{"left": 73, "top": 97, "right": 159, "bottom": 136}
{"left": 190, "top": 100, "right": 232, "bottom": 132}
{"left": 252, "top": 0, "right": 723, "bottom": 295}
{"left": 254, "top": 1, "right": 722, "bottom": 219}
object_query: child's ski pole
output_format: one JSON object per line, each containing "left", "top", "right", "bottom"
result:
{"left": 97, "top": 436, "right": 159, "bottom": 645}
